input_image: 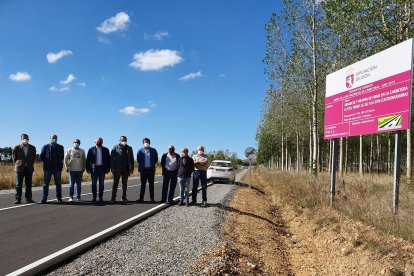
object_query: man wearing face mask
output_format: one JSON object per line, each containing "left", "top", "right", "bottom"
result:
{"left": 160, "top": 145, "right": 180, "bottom": 204}
{"left": 191, "top": 146, "right": 209, "bottom": 207}
{"left": 136, "top": 138, "right": 158, "bottom": 203}
{"left": 86, "top": 137, "right": 111, "bottom": 203}
{"left": 40, "top": 134, "right": 65, "bottom": 204}
{"left": 12, "top": 134, "right": 37, "bottom": 204}
{"left": 64, "top": 139, "right": 86, "bottom": 202}
{"left": 110, "top": 136, "right": 134, "bottom": 203}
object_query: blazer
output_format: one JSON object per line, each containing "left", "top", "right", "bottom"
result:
{"left": 160, "top": 153, "right": 181, "bottom": 175}
{"left": 12, "top": 144, "right": 37, "bottom": 172}
{"left": 137, "top": 147, "right": 158, "bottom": 173}
{"left": 110, "top": 144, "right": 134, "bottom": 175}
{"left": 86, "top": 146, "right": 111, "bottom": 174}
{"left": 40, "top": 143, "right": 64, "bottom": 171}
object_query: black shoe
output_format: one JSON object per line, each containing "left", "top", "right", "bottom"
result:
{"left": 189, "top": 201, "right": 196, "bottom": 206}
{"left": 14, "top": 199, "right": 21, "bottom": 204}
{"left": 57, "top": 199, "right": 63, "bottom": 204}
{"left": 26, "top": 199, "right": 35, "bottom": 203}
{"left": 150, "top": 198, "right": 155, "bottom": 203}
{"left": 136, "top": 198, "right": 143, "bottom": 203}
{"left": 122, "top": 198, "right": 128, "bottom": 204}
{"left": 201, "top": 201, "right": 208, "bottom": 207}
{"left": 92, "top": 198, "right": 97, "bottom": 202}
{"left": 110, "top": 198, "right": 116, "bottom": 203}
{"left": 41, "top": 198, "right": 47, "bottom": 204}
{"left": 159, "top": 200, "right": 167, "bottom": 204}
{"left": 99, "top": 198, "right": 104, "bottom": 203}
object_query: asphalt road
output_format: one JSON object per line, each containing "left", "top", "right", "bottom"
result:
{"left": 0, "top": 175, "right": 191, "bottom": 275}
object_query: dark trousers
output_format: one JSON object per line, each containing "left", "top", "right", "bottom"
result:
{"left": 161, "top": 170, "right": 178, "bottom": 202}
{"left": 140, "top": 168, "right": 155, "bottom": 200}
{"left": 192, "top": 170, "right": 207, "bottom": 202}
{"left": 15, "top": 167, "right": 33, "bottom": 200}
{"left": 43, "top": 169, "right": 62, "bottom": 199}
{"left": 91, "top": 166, "right": 105, "bottom": 200}
{"left": 112, "top": 170, "right": 129, "bottom": 200}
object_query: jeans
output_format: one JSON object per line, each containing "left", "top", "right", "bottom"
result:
{"left": 15, "top": 167, "right": 33, "bottom": 200}
{"left": 43, "top": 169, "right": 62, "bottom": 199}
{"left": 91, "top": 166, "right": 105, "bottom": 200}
{"left": 192, "top": 170, "right": 207, "bottom": 202}
{"left": 112, "top": 170, "right": 129, "bottom": 200}
{"left": 140, "top": 168, "right": 155, "bottom": 200}
{"left": 178, "top": 177, "right": 190, "bottom": 202}
{"left": 69, "top": 171, "right": 83, "bottom": 199}
{"left": 161, "top": 171, "right": 178, "bottom": 202}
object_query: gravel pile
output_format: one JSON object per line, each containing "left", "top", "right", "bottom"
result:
{"left": 48, "top": 183, "right": 236, "bottom": 276}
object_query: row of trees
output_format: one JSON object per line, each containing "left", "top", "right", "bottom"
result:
{"left": 257, "top": 0, "right": 414, "bottom": 176}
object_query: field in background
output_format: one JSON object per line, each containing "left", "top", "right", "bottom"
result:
{"left": 0, "top": 163, "right": 161, "bottom": 190}
{"left": 258, "top": 167, "right": 414, "bottom": 242}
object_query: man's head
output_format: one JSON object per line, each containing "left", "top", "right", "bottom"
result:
{"left": 21, "top": 134, "right": 29, "bottom": 145}
{"left": 95, "top": 137, "right": 103, "bottom": 147}
{"left": 120, "top": 136, "right": 127, "bottom": 146}
{"left": 197, "top": 146, "right": 205, "bottom": 155}
{"left": 143, "top": 138, "right": 150, "bottom": 148}
{"left": 181, "top": 148, "right": 188, "bottom": 157}
{"left": 50, "top": 134, "right": 58, "bottom": 144}
{"left": 168, "top": 145, "right": 175, "bottom": 154}
{"left": 73, "top": 138, "right": 81, "bottom": 149}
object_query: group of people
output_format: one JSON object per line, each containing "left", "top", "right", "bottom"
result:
{"left": 12, "top": 134, "right": 209, "bottom": 207}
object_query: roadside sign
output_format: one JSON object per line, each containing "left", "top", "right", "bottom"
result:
{"left": 324, "top": 38, "right": 413, "bottom": 139}
{"left": 244, "top": 147, "right": 256, "bottom": 160}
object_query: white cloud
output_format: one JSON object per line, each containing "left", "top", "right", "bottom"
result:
{"left": 179, "top": 70, "right": 203, "bottom": 81}
{"left": 144, "top": 31, "right": 169, "bottom": 41}
{"left": 119, "top": 106, "right": 150, "bottom": 116}
{"left": 97, "top": 12, "right": 130, "bottom": 34}
{"left": 9, "top": 71, "right": 31, "bottom": 82}
{"left": 78, "top": 82, "right": 86, "bottom": 87}
{"left": 49, "top": 85, "right": 70, "bottom": 92}
{"left": 218, "top": 74, "right": 226, "bottom": 78}
{"left": 98, "top": 37, "right": 111, "bottom": 45}
{"left": 129, "top": 49, "right": 183, "bottom": 71}
{"left": 60, "top": 74, "right": 76, "bottom": 84}
{"left": 49, "top": 86, "right": 58, "bottom": 92}
{"left": 148, "top": 101, "right": 158, "bottom": 108}
{"left": 47, "top": 50, "right": 73, "bottom": 63}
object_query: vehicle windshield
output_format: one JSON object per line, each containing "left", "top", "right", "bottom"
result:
{"left": 211, "top": 162, "right": 232, "bottom": 168}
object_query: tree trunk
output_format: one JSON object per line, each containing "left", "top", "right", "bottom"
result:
{"left": 296, "top": 133, "right": 299, "bottom": 172}
{"left": 311, "top": 3, "right": 318, "bottom": 176}
{"left": 281, "top": 129, "right": 284, "bottom": 172}
{"left": 369, "top": 136, "right": 373, "bottom": 173}
{"left": 359, "top": 135, "right": 363, "bottom": 176}
{"left": 328, "top": 140, "right": 332, "bottom": 173}
{"left": 376, "top": 135, "right": 380, "bottom": 174}
{"left": 345, "top": 137, "right": 348, "bottom": 174}
{"left": 388, "top": 133, "right": 391, "bottom": 174}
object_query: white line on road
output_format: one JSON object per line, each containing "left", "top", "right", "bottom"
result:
{"left": 0, "top": 181, "right": 162, "bottom": 212}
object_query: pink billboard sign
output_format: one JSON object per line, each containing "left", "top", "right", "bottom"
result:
{"left": 324, "top": 39, "right": 414, "bottom": 139}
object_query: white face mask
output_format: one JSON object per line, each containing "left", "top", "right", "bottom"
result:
{"left": 198, "top": 150, "right": 203, "bottom": 155}
{"left": 22, "top": 139, "right": 29, "bottom": 145}
{"left": 74, "top": 143, "right": 80, "bottom": 149}
{"left": 144, "top": 142, "right": 150, "bottom": 148}
{"left": 121, "top": 141, "right": 127, "bottom": 146}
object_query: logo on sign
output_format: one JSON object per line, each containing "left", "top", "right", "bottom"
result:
{"left": 346, "top": 68, "right": 355, "bottom": 88}
{"left": 378, "top": 114, "right": 402, "bottom": 131}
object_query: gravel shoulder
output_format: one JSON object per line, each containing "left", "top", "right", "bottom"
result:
{"left": 47, "top": 182, "right": 236, "bottom": 275}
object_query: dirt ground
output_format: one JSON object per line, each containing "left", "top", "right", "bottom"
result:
{"left": 194, "top": 171, "right": 414, "bottom": 275}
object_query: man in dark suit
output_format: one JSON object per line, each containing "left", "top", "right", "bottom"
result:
{"left": 12, "top": 134, "right": 37, "bottom": 204}
{"left": 136, "top": 138, "right": 158, "bottom": 202}
{"left": 86, "top": 137, "right": 111, "bottom": 202}
{"left": 40, "top": 134, "right": 64, "bottom": 204}
{"left": 110, "top": 136, "right": 134, "bottom": 203}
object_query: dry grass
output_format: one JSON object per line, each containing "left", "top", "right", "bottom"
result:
{"left": 0, "top": 162, "right": 161, "bottom": 190}
{"left": 258, "top": 167, "right": 414, "bottom": 242}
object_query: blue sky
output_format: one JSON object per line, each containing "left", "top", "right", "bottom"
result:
{"left": 0, "top": 0, "right": 279, "bottom": 159}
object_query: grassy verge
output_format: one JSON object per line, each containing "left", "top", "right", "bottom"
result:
{"left": 258, "top": 167, "right": 414, "bottom": 242}
{"left": 0, "top": 162, "right": 161, "bottom": 190}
